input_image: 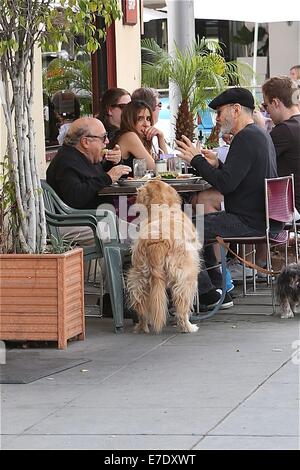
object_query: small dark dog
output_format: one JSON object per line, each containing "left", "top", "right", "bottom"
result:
{"left": 276, "top": 263, "right": 300, "bottom": 319}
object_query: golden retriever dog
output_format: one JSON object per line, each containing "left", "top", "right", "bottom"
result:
{"left": 126, "top": 180, "right": 201, "bottom": 334}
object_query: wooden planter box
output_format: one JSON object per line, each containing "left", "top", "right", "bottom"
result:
{"left": 0, "top": 248, "right": 85, "bottom": 349}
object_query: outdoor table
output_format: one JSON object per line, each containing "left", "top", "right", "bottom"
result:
{"left": 99, "top": 180, "right": 211, "bottom": 196}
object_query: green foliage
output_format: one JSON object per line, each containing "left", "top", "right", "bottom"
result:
{"left": 141, "top": 38, "right": 170, "bottom": 88}
{"left": 43, "top": 55, "right": 92, "bottom": 114}
{"left": 0, "top": 0, "right": 121, "bottom": 254}
{"left": 0, "top": 157, "right": 18, "bottom": 254}
{"left": 46, "top": 235, "right": 78, "bottom": 254}
{"left": 0, "top": 1, "right": 121, "bottom": 55}
{"left": 43, "top": 57, "right": 92, "bottom": 95}
{"left": 141, "top": 37, "right": 253, "bottom": 114}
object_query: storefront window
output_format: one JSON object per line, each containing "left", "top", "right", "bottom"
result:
{"left": 42, "top": 46, "right": 92, "bottom": 147}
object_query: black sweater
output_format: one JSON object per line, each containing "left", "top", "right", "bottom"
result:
{"left": 270, "top": 114, "right": 300, "bottom": 212}
{"left": 46, "top": 144, "right": 112, "bottom": 209}
{"left": 191, "top": 123, "right": 278, "bottom": 232}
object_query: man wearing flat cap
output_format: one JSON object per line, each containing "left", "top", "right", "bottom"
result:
{"left": 176, "top": 87, "right": 280, "bottom": 310}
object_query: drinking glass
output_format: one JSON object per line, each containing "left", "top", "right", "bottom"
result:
{"left": 166, "top": 154, "right": 182, "bottom": 173}
{"left": 133, "top": 159, "right": 147, "bottom": 178}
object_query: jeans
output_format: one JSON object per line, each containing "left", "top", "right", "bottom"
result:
{"left": 196, "top": 211, "right": 265, "bottom": 295}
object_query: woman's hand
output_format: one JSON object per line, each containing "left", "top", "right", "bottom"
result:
{"left": 175, "top": 135, "right": 202, "bottom": 163}
{"left": 103, "top": 144, "right": 122, "bottom": 165}
{"left": 143, "top": 126, "right": 164, "bottom": 141}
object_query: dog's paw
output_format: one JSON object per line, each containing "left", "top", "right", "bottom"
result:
{"left": 281, "top": 311, "right": 294, "bottom": 319}
{"left": 134, "top": 323, "right": 150, "bottom": 334}
{"left": 189, "top": 323, "right": 199, "bottom": 333}
{"left": 180, "top": 322, "right": 199, "bottom": 333}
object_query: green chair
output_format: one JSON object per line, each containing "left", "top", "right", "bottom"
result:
{"left": 41, "top": 180, "right": 131, "bottom": 332}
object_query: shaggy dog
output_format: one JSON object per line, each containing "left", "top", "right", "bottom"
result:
{"left": 126, "top": 180, "right": 201, "bottom": 334}
{"left": 276, "top": 263, "right": 300, "bottom": 318}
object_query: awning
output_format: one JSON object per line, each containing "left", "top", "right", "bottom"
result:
{"left": 143, "top": 7, "right": 168, "bottom": 23}
{"left": 160, "top": 1, "right": 300, "bottom": 22}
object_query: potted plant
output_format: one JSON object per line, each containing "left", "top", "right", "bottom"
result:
{"left": 0, "top": 243, "right": 85, "bottom": 350}
{"left": 0, "top": 0, "right": 121, "bottom": 348}
{"left": 141, "top": 37, "right": 252, "bottom": 141}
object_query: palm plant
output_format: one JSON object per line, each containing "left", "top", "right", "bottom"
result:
{"left": 43, "top": 56, "right": 92, "bottom": 97}
{"left": 43, "top": 55, "right": 92, "bottom": 115}
{"left": 141, "top": 38, "right": 253, "bottom": 140}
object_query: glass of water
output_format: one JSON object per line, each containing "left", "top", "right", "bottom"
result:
{"left": 133, "top": 159, "right": 147, "bottom": 178}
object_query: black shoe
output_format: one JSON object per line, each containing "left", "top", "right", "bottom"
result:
{"left": 198, "top": 289, "right": 233, "bottom": 311}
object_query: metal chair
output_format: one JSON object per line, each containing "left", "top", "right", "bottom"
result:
{"left": 41, "top": 180, "right": 131, "bottom": 332}
{"left": 223, "top": 175, "right": 298, "bottom": 308}
{"left": 192, "top": 175, "right": 298, "bottom": 319}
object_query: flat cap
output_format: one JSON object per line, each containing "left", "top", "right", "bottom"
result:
{"left": 209, "top": 87, "right": 255, "bottom": 110}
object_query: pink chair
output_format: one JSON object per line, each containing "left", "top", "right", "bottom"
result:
{"left": 193, "top": 176, "right": 298, "bottom": 319}
{"left": 223, "top": 175, "right": 298, "bottom": 304}
{"left": 265, "top": 174, "right": 298, "bottom": 268}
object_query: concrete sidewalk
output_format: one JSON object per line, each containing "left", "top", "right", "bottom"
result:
{"left": 1, "top": 289, "right": 299, "bottom": 450}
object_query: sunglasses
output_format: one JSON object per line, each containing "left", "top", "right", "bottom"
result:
{"left": 85, "top": 133, "right": 108, "bottom": 142}
{"left": 216, "top": 104, "right": 235, "bottom": 117}
{"left": 156, "top": 101, "right": 162, "bottom": 109}
{"left": 261, "top": 102, "right": 269, "bottom": 111}
{"left": 111, "top": 103, "right": 128, "bottom": 110}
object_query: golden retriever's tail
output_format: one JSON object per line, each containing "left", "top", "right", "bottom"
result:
{"left": 147, "top": 241, "right": 169, "bottom": 333}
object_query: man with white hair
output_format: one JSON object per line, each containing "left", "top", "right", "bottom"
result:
{"left": 47, "top": 117, "right": 131, "bottom": 209}
{"left": 176, "top": 88, "right": 280, "bottom": 310}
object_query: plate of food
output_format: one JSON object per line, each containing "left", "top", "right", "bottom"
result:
{"left": 158, "top": 173, "right": 202, "bottom": 184}
{"left": 117, "top": 175, "right": 152, "bottom": 187}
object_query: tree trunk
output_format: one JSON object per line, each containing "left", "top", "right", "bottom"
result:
{"left": 0, "top": 49, "right": 46, "bottom": 253}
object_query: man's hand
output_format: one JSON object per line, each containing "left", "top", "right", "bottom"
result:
{"left": 221, "top": 133, "right": 233, "bottom": 145}
{"left": 201, "top": 149, "right": 220, "bottom": 168}
{"left": 175, "top": 135, "right": 202, "bottom": 164}
{"left": 107, "top": 165, "right": 132, "bottom": 183}
{"left": 102, "top": 144, "right": 122, "bottom": 165}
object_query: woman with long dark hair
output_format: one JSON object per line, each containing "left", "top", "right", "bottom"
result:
{"left": 110, "top": 100, "right": 168, "bottom": 171}
{"left": 98, "top": 87, "right": 131, "bottom": 141}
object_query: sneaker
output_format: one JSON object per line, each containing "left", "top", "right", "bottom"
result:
{"left": 216, "top": 289, "right": 234, "bottom": 309}
{"left": 228, "top": 261, "right": 255, "bottom": 281}
{"left": 219, "top": 266, "right": 235, "bottom": 293}
{"left": 198, "top": 289, "right": 233, "bottom": 310}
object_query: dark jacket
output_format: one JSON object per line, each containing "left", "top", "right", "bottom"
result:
{"left": 191, "top": 123, "right": 278, "bottom": 232}
{"left": 270, "top": 114, "right": 300, "bottom": 212}
{"left": 46, "top": 144, "right": 112, "bottom": 209}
